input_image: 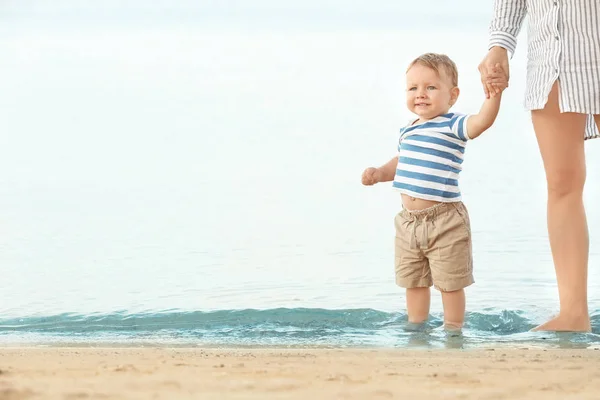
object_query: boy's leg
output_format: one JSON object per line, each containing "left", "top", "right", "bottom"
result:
{"left": 426, "top": 202, "right": 474, "bottom": 329}
{"left": 441, "top": 289, "right": 465, "bottom": 329}
{"left": 406, "top": 287, "right": 430, "bottom": 323}
{"left": 394, "top": 212, "right": 432, "bottom": 324}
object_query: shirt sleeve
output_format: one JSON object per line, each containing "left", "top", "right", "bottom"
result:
{"left": 488, "top": 0, "right": 528, "bottom": 58}
{"left": 397, "top": 127, "right": 403, "bottom": 155}
{"left": 398, "top": 119, "right": 414, "bottom": 144}
{"left": 450, "top": 114, "right": 472, "bottom": 141}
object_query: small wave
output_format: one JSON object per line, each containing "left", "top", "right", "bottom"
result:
{"left": 1, "top": 308, "right": 600, "bottom": 348}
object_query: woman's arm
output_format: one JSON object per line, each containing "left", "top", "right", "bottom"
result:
{"left": 488, "top": 0, "right": 528, "bottom": 57}
{"left": 478, "top": 0, "right": 527, "bottom": 98}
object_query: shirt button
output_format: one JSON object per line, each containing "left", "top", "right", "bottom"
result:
{"left": 555, "top": 36, "right": 560, "bottom": 40}
{"left": 554, "top": 1, "right": 557, "bottom": 4}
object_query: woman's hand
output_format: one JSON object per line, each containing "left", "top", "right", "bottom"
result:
{"left": 478, "top": 47, "right": 510, "bottom": 98}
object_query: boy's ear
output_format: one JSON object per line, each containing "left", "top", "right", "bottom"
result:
{"left": 450, "top": 87, "right": 460, "bottom": 105}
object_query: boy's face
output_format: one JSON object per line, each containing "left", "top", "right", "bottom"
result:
{"left": 405, "top": 63, "right": 459, "bottom": 120}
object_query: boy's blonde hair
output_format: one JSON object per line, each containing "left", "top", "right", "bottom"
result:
{"left": 407, "top": 53, "right": 458, "bottom": 87}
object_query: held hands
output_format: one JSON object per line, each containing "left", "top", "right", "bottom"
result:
{"left": 361, "top": 167, "right": 382, "bottom": 185}
{"left": 478, "top": 47, "right": 510, "bottom": 98}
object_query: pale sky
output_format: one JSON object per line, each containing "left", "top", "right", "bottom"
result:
{"left": 1, "top": 1, "right": 493, "bottom": 31}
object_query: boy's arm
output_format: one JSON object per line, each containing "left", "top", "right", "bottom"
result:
{"left": 466, "top": 94, "right": 502, "bottom": 139}
{"left": 376, "top": 156, "right": 398, "bottom": 182}
{"left": 362, "top": 155, "right": 398, "bottom": 186}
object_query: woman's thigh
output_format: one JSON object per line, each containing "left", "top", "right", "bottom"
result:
{"left": 531, "top": 82, "right": 587, "bottom": 193}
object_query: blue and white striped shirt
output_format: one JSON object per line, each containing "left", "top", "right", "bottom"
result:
{"left": 393, "top": 113, "right": 471, "bottom": 202}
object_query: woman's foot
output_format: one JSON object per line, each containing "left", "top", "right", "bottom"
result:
{"left": 531, "top": 313, "right": 591, "bottom": 332}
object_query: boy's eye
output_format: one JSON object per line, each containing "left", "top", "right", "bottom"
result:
{"left": 408, "top": 87, "right": 417, "bottom": 91}
{"left": 427, "top": 86, "right": 436, "bottom": 90}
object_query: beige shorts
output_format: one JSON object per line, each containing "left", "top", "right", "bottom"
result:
{"left": 394, "top": 201, "right": 474, "bottom": 292}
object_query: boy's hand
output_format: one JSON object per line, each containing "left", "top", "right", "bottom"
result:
{"left": 484, "top": 63, "right": 509, "bottom": 95}
{"left": 362, "top": 167, "right": 382, "bottom": 185}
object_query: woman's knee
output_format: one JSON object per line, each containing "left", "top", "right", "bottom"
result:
{"left": 546, "top": 166, "right": 586, "bottom": 199}
{"left": 532, "top": 109, "right": 588, "bottom": 200}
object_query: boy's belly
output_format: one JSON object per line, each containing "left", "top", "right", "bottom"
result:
{"left": 401, "top": 194, "right": 441, "bottom": 211}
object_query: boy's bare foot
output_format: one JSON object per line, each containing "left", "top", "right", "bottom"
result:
{"left": 531, "top": 313, "right": 591, "bottom": 332}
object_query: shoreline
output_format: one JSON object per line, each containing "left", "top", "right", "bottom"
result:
{"left": 2, "top": 347, "right": 600, "bottom": 399}
{"left": 1, "top": 332, "right": 599, "bottom": 350}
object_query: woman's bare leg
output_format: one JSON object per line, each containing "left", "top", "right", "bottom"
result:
{"left": 531, "top": 82, "right": 590, "bottom": 332}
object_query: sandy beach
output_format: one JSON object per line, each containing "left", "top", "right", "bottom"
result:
{"left": 1, "top": 347, "right": 599, "bottom": 399}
